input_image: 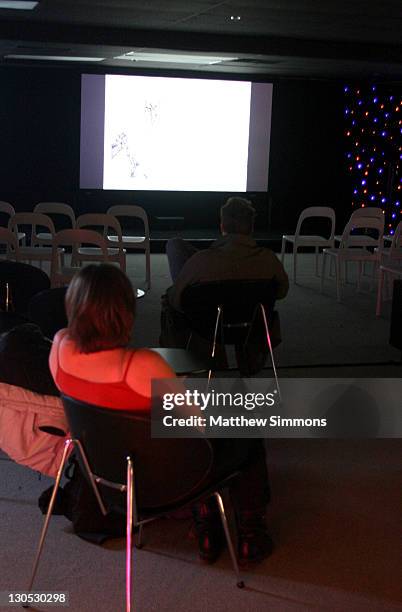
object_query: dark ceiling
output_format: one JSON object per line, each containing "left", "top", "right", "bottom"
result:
{"left": 1, "top": 0, "right": 402, "bottom": 79}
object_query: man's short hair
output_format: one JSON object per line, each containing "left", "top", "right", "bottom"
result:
{"left": 220, "top": 197, "right": 255, "bottom": 235}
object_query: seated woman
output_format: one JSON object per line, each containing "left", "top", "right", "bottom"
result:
{"left": 50, "top": 264, "right": 272, "bottom": 564}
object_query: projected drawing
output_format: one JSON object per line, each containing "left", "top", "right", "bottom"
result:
{"left": 144, "top": 101, "right": 159, "bottom": 125}
{"left": 97, "top": 74, "right": 272, "bottom": 191}
{"left": 111, "top": 132, "right": 128, "bottom": 158}
{"left": 111, "top": 132, "right": 141, "bottom": 178}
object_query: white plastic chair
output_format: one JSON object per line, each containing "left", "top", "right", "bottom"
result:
{"left": 334, "top": 207, "right": 384, "bottom": 247}
{"left": 376, "top": 262, "right": 402, "bottom": 316}
{"left": 321, "top": 217, "right": 384, "bottom": 302}
{"left": 281, "top": 206, "right": 335, "bottom": 283}
{"left": 0, "top": 227, "right": 20, "bottom": 261}
{"left": 8, "top": 212, "right": 64, "bottom": 270}
{"left": 50, "top": 229, "right": 109, "bottom": 287}
{"left": 0, "top": 201, "right": 26, "bottom": 245}
{"left": 74, "top": 213, "right": 126, "bottom": 272}
{"left": 107, "top": 205, "right": 151, "bottom": 290}
{"left": 32, "top": 202, "right": 76, "bottom": 247}
{"left": 379, "top": 221, "right": 402, "bottom": 264}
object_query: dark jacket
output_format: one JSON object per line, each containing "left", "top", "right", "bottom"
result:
{"left": 0, "top": 322, "right": 59, "bottom": 396}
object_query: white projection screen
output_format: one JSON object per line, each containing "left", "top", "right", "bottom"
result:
{"left": 80, "top": 74, "right": 273, "bottom": 192}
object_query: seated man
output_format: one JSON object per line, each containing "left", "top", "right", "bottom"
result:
{"left": 161, "top": 197, "right": 289, "bottom": 370}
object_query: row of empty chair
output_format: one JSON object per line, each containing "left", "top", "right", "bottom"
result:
{"left": 281, "top": 205, "right": 402, "bottom": 306}
{"left": 0, "top": 201, "right": 151, "bottom": 290}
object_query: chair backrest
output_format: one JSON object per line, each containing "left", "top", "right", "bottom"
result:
{"left": 0, "top": 260, "right": 50, "bottom": 314}
{"left": 350, "top": 207, "right": 384, "bottom": 221}
{"left": 52, "top": 228, "right": 109, "bottom": 252}
{"left": 50, "top": 229, "right": 109, "bottom": 286}
{"left": 61, "top": 395, "right": 213, "bottom": 511}
{"left": 340, "top": 216, "right": 384, "bottom": 248}
{"left": 76, "top": 213, "right": 123, "bottom": 243}
{"left": 28, "top": 286, "right": 67, "bottom": 339}
{"left": 181, "top": 280, "right": 277, "bottom": 342}
{"left": 295, "top": 206, "right": 336, "bottom": 238}
{"left": 0, "top": 227, "right": 19, "bottom": 260}
{"left": 8, "top": 212, "right": 56, "bottom": 240}
{"left": 389, "top": 221, "right": 402, "bottom": 255}
{"left": 0, "top": 201, "right": 16, "bottom": 223}
{"left": 107, "top": 205, "right": 150, "bottom": 239}
{"left": 34, "top": 202, "right": 76, "bottom": 228}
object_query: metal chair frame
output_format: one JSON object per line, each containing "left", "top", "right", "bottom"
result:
{"left": 205, "top": 302, "right": 281, "bottom": 398}
{"left": 27, "top": 402, "right": 245, "bottom": 612}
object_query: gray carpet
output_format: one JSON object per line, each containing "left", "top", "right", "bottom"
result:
{"left": 1, "top": 252, "right": 402, "bottom": 611}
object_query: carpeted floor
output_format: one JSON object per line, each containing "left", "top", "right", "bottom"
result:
{"left": 1, "top": 252, "right": 401, "bottom": 612}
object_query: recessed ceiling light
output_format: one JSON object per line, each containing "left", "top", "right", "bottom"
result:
{"left": 5, "top": 54, "right": 105, "bottom": 62}
{"left": 230, "top": 15, "right": 241, "bottom": 21}
{"left": 0, "top": 1, "right": 38, "bottom": 9}
{"left": 114, "top": 52, "right": 238, "bottom": 65}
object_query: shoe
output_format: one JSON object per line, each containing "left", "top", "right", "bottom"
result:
{"left": 237, "top": 512, "right": 274, "bottom": 564}
{"left": 192, "top": 498, "right": 224, "bottom": 564}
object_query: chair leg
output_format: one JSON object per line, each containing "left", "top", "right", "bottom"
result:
{"left": 315, "top": 247, "right": 319, "bottom": 276}
{"left": 376, "top": 268, "right": 385, "bottom": 317}
{"left": 135, "top": 524, "right": 144, "bottom": 549}
{"left": 120, "top": 253, "right": 127, "bottom": 274}
{"left": 336, "top": 257, "right": 341, "bottom": 302}
{"left": 126, "top": 457, "right": 134, "bottom": 612}
{"left": 74, "top": 440, "right": 107, "bottom": 515}
{"left": 214, "top": 492, "right": 244, "bottom": 589}
{"left": 280, "top": 237, "right": 286, "bottom": 264}
{"left": 145, "top": 246, "right": 151, "bottom": 290}
{"left": 185, "top": 332, "right": 193, "bottom": 350}
{"left": 27, "top": 439, "right": 73, "bottom": 593}
{"left": 321, "top": 252, "right": 327, "bottom": 293}
{"left": 357, "top": 261, "right": 362, "bottom": 293}
{"left": 259, "top": 304, "right": 281, "bottom": 401}
{"left": 207, "top": 306, "right": 222, "bottom": 388}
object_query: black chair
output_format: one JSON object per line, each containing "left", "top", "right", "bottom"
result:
{"left": 28, "top": 286, "right": 68, "bottom": 340}
{"left": 28, "top": 396, "right": 245, "bottom": 612}
{"left": 181, "top": 280, "right": 280, "bottom": 393}
{"left": 0, "top": 260, "right": 50, "bottom": 316}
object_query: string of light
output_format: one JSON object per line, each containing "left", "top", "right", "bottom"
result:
{"left": 344, "top": 84, "right": 402, "bottom": 235}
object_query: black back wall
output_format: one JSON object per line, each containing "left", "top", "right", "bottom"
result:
{"left": 0, "top": 66, "right": 349, "bottom": 233}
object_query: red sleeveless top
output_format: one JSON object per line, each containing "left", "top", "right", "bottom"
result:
{"left": 54, "top": 341, "right": 150, "bottom": 412}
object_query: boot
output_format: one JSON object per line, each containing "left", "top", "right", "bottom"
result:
{"left": 237, "top": 510, "right": 274, "bottom": 564}
{"left": 192, "top": 497, "right": 225, "bottom": 564}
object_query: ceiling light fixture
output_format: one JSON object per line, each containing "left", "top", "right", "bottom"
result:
{"left": 114, "top": 52, "right": 238, "bottom": 65}
{"left": 230, "top": 15, "right": 241, "bottom": 21}
{"left": 5, "top": 54, "right": 105, "bottom": 62}
{"left": 0, "top": 1, "right": 38, "bottom": 9}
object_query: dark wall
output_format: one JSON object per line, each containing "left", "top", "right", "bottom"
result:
{"left": 0, "top": 66, "right": 350, "bottom": 233}
{"left": 0, "top": 67, "right": 80, "bottom": 209}
{"left": 269, "top": 80, "right": 349, "bottom": 231}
